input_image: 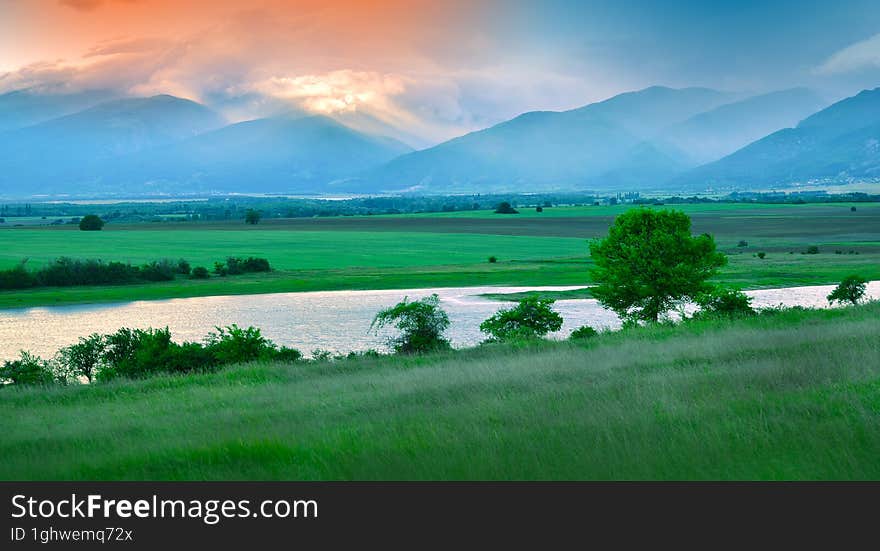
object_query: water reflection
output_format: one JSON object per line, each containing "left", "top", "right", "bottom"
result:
{"left": 0, "top": 282, "right": 877, "bottom": 361}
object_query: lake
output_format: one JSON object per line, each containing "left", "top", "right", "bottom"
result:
{"left": 1, "top": 282, "right": 878, "bottom": 361}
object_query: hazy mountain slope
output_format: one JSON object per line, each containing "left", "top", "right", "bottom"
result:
{"left": 656, "top": 88, "right": 827, "bottom": 165}
{"left": 364, "top": 86, "right": 734, "bottom": 192}
{"left": 567, "top": 85, "right": 736, "bottom": 139}
{"left": 113, "top": 114, "right": 413, "bottom": 193}
{"left": 331, "top": 109, "right": 428, "bottom": 150}
{"left": 678, "top": 87, "right": 880, "bottom": 188}
{"left": 797, "top": 87, "right": 880, "bottom": 134}
{"left": 597, "top": 141, "right": 690, "bottom": 189}
{"left": 0, "top": 88, "right": 118, "bottom": 132}
{"left": 361, "top": 110, "right": 646, "bottom": 191}
{"left": 0, "top": 95, "right": 226, "bottom": 194}
{"left": 773, "top": 121, "right": 880, "bottom": 180}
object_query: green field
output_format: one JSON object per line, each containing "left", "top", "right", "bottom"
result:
{"left": 1, "top": 202, "right": 878, "bottom": 309}
{"left": 2, "top": 302, "right": 878, "bottom": 480}
{"left": 0, "top": 230, "right": 585, "bottom": 271}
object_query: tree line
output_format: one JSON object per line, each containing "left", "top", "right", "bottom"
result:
{"left": 3, "top": 191, "right": 875, "bottom": 227}
{"left": 0, "top": 256, "right": 271, "bottom": 290}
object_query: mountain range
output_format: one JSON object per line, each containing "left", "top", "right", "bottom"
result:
{"left": 676, "top": 87, "right": 880, "bottom": 188}
{"left": 0, "top": 88, "right": 118, "bottom": 133}
{"left": 111, "top": 113, "right": 412, "bottom": 194}
{"left": 2, "top": 83, "right": 880, "bottom": 198}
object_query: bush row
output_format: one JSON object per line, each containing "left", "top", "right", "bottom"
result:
{"left": 213, "top": 257, "right": 271, "bottom": 276}
{"left": 0, "top": 324, "right": 301, "bottom": 385}
{"left": 0, "top": 256, "right": 271, "bottom": 290}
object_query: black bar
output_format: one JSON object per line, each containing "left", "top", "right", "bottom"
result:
{"left": 2, "top": 482, "right": 876, "bottom": 547}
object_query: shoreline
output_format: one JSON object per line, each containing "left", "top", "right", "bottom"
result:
{"left": 2, "top": 272, "right": 877, "bottom": 312}
{"left": 2, "top": 281, "right": 877, "bottom": 362}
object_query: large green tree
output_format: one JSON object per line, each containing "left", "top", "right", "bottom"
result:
{"left": 589, "top": 208, "right": 726, "bottom": 323}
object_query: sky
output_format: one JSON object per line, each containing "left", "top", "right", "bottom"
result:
{"left": 1, "top": 0, "right": 880, "bottom": 144}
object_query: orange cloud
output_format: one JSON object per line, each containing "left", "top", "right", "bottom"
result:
{"left": 58, "top": 0, "right": 104, "bottom": 11}
{"left": 58, "top": 0, "right": 139, "bottom": 12}
{"left": 248, "top": 71, "right": 407, "bottom": 114}
{"left": 83, "top": 36, "right": 168, "bottom": 58}
{"left": 1, "top": 1, "right": 613, "bottom": 144}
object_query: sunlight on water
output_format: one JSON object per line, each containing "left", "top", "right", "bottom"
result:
{"left": 0, "top": 283, "right": 877, "bottom": 361}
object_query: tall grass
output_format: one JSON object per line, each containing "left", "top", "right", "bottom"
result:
{"left": 1, "top": 302, "right": 878, "bottom": 480}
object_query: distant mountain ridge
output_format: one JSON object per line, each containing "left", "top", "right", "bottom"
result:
{"left": 655, "top": 88, "right": 827, "bottom": 165}
{"left": 0, "top": 95, "right": 412, "bottom": 196}
{"left": 360, "top": 86, "right": 831, "bottom": 193}
{"left": 0, "top": 95, "right": 226, "bottom": 194}
{"left": 0, "top": 88, "right": 119, "bottom": 133}
{"left": 112, "top": 114, "right": 413, "bottom": 194}
{"left": 360, "top": 86, "right": 737, "bottom": 192}
{"left": 675, "top": 87, "right": 880, "bottom": 188}
{"left": 3, "top": 85, "right": 876, "bottom": 197}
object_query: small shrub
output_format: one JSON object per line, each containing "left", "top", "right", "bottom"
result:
{"left": 371, "top": 294, "right": 451, "bottom": 354}
{"left": 0, "top": 263, "right": 37, "bottom": 290}
{"left": 100, "top": 328, "right": 143, "bottom": 378}
{"left": 110, "top": 328, "right": 173, "bottom": 379}
{"left": 57, "top": 334, "right": 105, "bottom": 382}
{"left": 139, "top": 259, "right": 177, "bottom": 282}
{"left": 215, "top": 257, "right": 271, "bottom": 275}
{"left": 757, "top": 252, "right": 766, "bottom": 259}
{"left": 242, "top": 257, "right": 271, "bottom": 272}
{"left": 273, "top": 347, "right": 303, "bottom": 363}
{"left": 205, "top": 324, "right": 276, "bottom": 364}
{"left": 164, "top": 342, "right": 216, "bottom": 374}
{"left": 78, "top": 214, "right": 104, "bottom": 231}
{"left": 0, "top": 351, "right": 56, "bottom": 386}
{"left": 346, "top": 349, "right": 381, "bottom": 359}
{"left": 569, "top": 325, "right": 598, "bottom": 340}
{"left": 311, "top": 349, "right": 334, "bottom": 361}
{"left": 695, "top": 288, "right": 755, "bottom": 318}
{"left": 191, "top": 266, "right": 210, "bottom": 279}
{"left": 851, "top": 206, "right": 857, "bottom": 212}
{"left": 175, "top": 259, "right": 192, "bottom": 275}
{"left": 225, "top": 257, "right": 245, "bottom": 275}
{"left": 488, "top": 256, "right": 497, "bottom": 263}
{"left": 805, "top": 245, "right": 820, "bottom": 255}
{"left": 827, "top": 275, "right": 868, "bottom": 306}
{"left": 737, "top": 240, "right": 748, "bottom": 247}
{"left": 480, "top": 297, "right": 563, "bottom": 342}
{"left": 494, "top": 201, "right": 519, "bottom": 214}
{"left": 245, "top": 209, "right": 261, "bottom": 225}
{"left": 536, "top": 206, "right": 543, "bottom": 213}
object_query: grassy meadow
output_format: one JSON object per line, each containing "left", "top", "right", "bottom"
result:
{"left": 0, "top": 202, "right": 878, "bottom": 309}
{"left": 2, "top": 301, "right": 878, "bottom": 480}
